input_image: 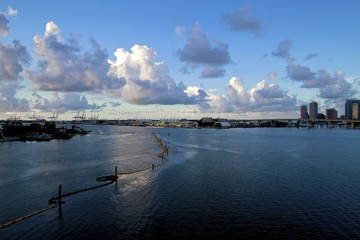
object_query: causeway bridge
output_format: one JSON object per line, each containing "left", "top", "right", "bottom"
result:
{"left": 229, "top": 118, "right": 360, "bottom": 128}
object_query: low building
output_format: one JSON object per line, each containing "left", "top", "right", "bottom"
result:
{"left": 214, "top": 121, "right": 231, "bottom": 128}
{"left": 326, "top": 108, "right": 338, "bottom": 119}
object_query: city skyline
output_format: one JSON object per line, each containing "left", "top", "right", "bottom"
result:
{"left": 0, "top": 1, "right": 359, "bottom": 120}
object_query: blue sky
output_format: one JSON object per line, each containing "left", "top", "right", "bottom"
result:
{"left": 0, "top": 0, "right": 359, "bottom": 120}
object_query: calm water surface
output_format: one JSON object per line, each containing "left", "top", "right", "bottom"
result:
{"left": 1, "top": 126, "right": 360, "bottom": 239}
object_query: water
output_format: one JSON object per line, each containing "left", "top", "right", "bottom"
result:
{"left": 1, "top": 126, "right": 360, "bottom": 239}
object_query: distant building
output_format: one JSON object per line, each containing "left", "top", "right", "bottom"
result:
{"left": 345, "top": 99, "right": 360, "bottom": 120}
{"left": 317, "top": 113, "right": 325, "bottom": 119}
{"left": 300, "top": 105, "right": 309, "bottom": 119}
{"left": 309, "top": 101, "right": 318, "bottom": 120}
{"left": 197, "top": 117, "right": 214, "bottom": 127}
{"left": 326, "top": 108, "right": 338, "bottom": 119}
{"left": 353, "top": 102, "right": 360, "bottom": 120}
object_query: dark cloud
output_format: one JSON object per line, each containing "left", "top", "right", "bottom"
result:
{"left": 256, "top": 84, "right": 286, "bottom": 99}
{"left": 0, "top": 13, "right": 9, "bottom": 36}
{"left": 223, "top": 5, "right": 262, "bottom": 35}
{"left": 32, "top": 92, "right": 103, "bottom": 112}
{"left": 177, "top": 25, "right": 231, "bottom": 66}
{"left": 177, "top": 24, "right": 231, "bottom": 78}
{"left": 287, "top": 63, "right": 315, "bottom": 83}
{"left": 0, "top": 83, "right": 30, "bottom": 112}
{"left": 304, "top": 53, "right": 319, "bottom": 60}
{"left": 200, "top": 67, "right": 225, "bottom": 78}
{"left": 0, "top": 40, "right": 31, "bottom": 82}
{"left": 272, "top": 39, "right": 293, "bottom": 59}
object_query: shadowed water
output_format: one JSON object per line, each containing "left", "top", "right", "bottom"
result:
{"left": 1, "top": 126, "right": 360, "bottom": 239}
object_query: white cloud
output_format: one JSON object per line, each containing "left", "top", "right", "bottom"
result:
{"left": 226, "top": 77, "right": 251, "bottom": 105}
{"left": 175, "top": 25, "right": 185, "bottom": 35}
{"left": 108, "top": 44, "right": 208, "bottom": 105}
{"left": 225, "top": 76, "right": 297, "bottom": 112}
{"left": 7, "top": 7, "right": 18, "bottom": 16}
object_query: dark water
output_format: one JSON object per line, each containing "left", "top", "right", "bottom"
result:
{"left": 1, "top": 126, "right": 360, "bottom": 239}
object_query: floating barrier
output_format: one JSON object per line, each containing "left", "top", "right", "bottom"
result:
{"left": 0, "top": 132, "right": 170, "bottom": 229}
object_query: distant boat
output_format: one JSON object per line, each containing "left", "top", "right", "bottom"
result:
{"left": 21, "top": 133, "right": 53, "bottom": 142}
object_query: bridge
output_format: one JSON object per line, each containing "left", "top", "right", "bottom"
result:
{"left": 229, "top": 118, "right": 360, "bottom": 128}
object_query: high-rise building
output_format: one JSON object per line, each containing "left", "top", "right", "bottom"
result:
{"left": 300, "top": 105, "right": 309, "bottom": 119}
{"left": 353, "top": 102, "right": 360, "bottom": 120}
{"left": 345, "top": 99, "right": 360, "bottom": 119}
{"left": 309, "top": 101, "right": 318, "bottom": 120}
{"left": 326, "top": 108, "right": 338, "bottom": 119}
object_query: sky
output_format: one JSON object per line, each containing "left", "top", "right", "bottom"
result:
{"left": 0, "top": 0, "right": 359, "bottom": 120}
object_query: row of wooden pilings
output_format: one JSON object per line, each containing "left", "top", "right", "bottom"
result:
{"left": 0, "top": 131, "right": 171, "bottom": 229}
{"left": 54, "top": 132, "right": 171, "bottom": 206}
{"left": 152, "top": 132, "right": 169, "bottom": 170}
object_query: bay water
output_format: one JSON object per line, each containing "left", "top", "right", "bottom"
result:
{"left": 1, "top": 126, "right": 360, "bottom": 239}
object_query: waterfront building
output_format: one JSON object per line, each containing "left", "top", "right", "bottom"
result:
{"left": 326, "top": 108, "right": 338, "bottom": 119}
{"left": 317, "top": 113, "right": 325, "bottom": 119}
{"left": 353, "top": 102, "right": 360, "bottom": 120}
{"left": 300, "top": 105, "right": 309, "bottom": 119}
{"left": 309, "top": 101, "right": 318, "bottom": 121}
{"left": 345, "top": 99, "right": 360, "bottom": 120}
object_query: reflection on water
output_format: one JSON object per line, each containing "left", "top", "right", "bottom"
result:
{"left": 1, "top": 126, "right": 360, "bottom": 239}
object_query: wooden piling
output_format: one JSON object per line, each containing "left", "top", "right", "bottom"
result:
{"left": 58, "top": 185, "right": 62, "bottom": 204}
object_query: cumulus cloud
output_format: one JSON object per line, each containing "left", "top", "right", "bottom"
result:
{"left": 177, "top": 23, "right": 231, "bottom": 78}
{"left": 108, "top": 44, "right": 208, "bottom": 105}
{"left": 0, "top": 13, "right": 9, "bottom": 36}
{"left": 0, "top": 40, "right": 31, "bottom": 82}
{"left": 272, "top": 39, "right": 294, "bottom": 59}
{"left": 226, "top": 77, "right": 250, "bottom": 106}
{"left": 0, "top": 83, "right": 30, "bottom": 112}
{"left": 25, "top": 21, "right": 121, "bottom": 92}
{"left": 287, "top": 61, "right": 356, "bottom": 99}
{"left": 287, "top": 63, "right": 315, "bottom": 83}
{"left": 31, "top": 92, "right": 102, "bottom": 112}
{"left": 223, "top": 5, "right": 262, "bottom": 35}
{"left": 317, "top": 71, "right": 355, "bottom": 99}
{"left": 226, "top": 76, "right": 297, "bottom": 112}
{"left": 249, "top": 80, "right": 297, "bottom": 111}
